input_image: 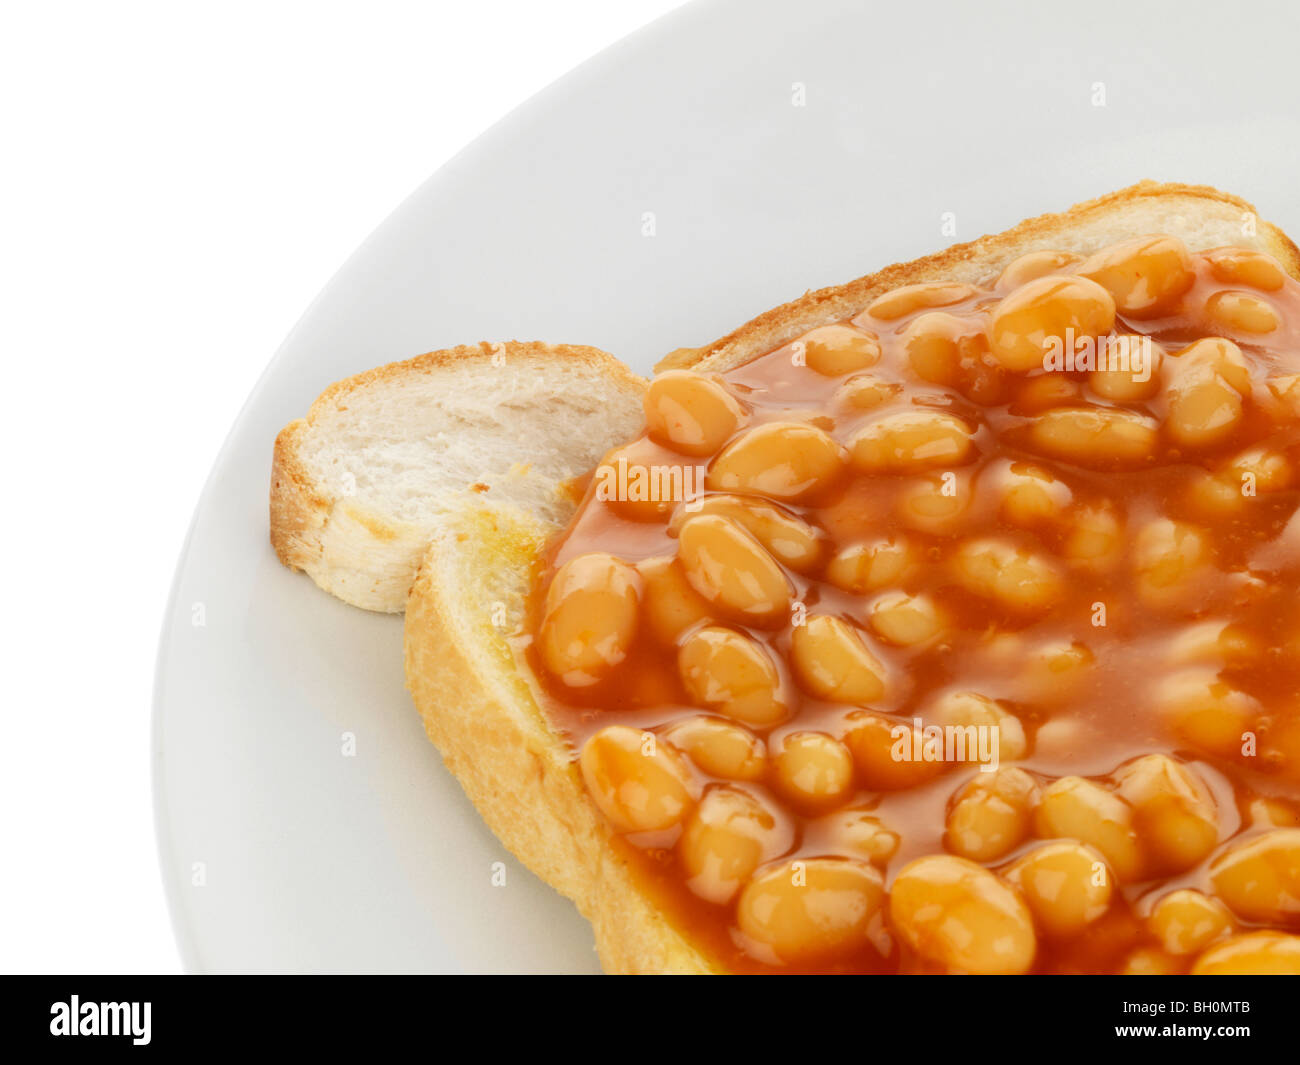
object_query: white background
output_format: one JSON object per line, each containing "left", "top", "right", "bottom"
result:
{"left": 0, "top": 0, "right": 683, "bottom": 974}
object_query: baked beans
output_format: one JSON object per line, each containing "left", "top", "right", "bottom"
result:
{"left": 526, "top": 237, "right": 1300, "bottom": 973}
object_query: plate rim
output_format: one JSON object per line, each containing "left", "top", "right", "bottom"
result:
{"left": 149, "top": 0, "right": 709, "bottom": 973}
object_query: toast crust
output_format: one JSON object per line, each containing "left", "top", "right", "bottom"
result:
{"left": 403, "top": 183, "right": 1300, "bottom": 973}
{"left": 660, "top": 181, "right": 1300, "bottom": 374}
{"left": 270, "top": 341, "right": 647, "bottom": 613}
{"left": 404, "top": 509, "right": 715, "bottom": 974}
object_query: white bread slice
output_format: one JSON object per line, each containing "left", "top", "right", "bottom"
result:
{"left": 402, "top": 182, "right": 1300, "bottom": 974}
{"left": 270, "top": 341, "right": 647, "bottom": 612}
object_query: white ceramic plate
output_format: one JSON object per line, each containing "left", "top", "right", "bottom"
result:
{"left": 153, "top": 0, "right": 1300, "bottom": 972}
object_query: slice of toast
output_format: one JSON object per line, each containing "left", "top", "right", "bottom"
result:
{"left": 402, "top": 182, "right": 1300, "bottom": 973}
{"left": 406, "top": 507, "right": 715, "bottom": 973}
{"left": 270, "top": 341, "right": 647, "bottom": 612}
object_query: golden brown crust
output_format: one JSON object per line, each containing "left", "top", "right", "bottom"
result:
{"left": 403, "top": 509, "right": 715, "bottom": 974}
{"left": 269, "top": 417, "right": 330, "bottom": 575}
{"left": 403, "top": 183, "right": 1300, "bottom": 973}
{"left": 294, "top": 340, "right": 647, "bottom": 417}
{"left": 269, "top": 340, "right": 647, "bottom": 612}
{"left": 662, "top": 181, "right": 1300, "bottom": 374}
